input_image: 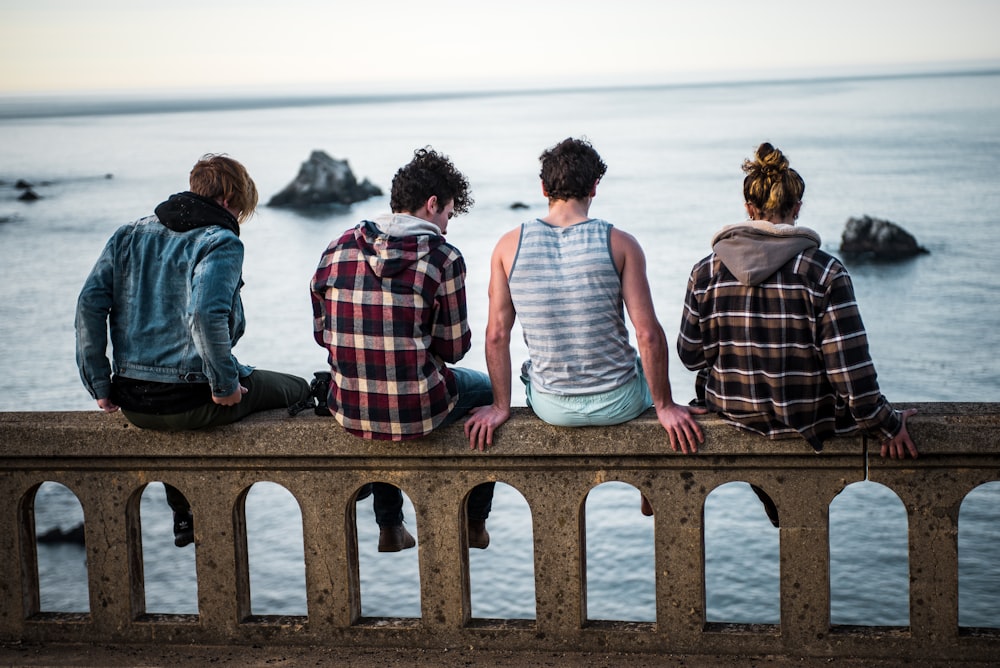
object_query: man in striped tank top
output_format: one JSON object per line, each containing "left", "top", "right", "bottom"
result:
{"left": 465, "top": 138, "right": 705, "bottom": 478}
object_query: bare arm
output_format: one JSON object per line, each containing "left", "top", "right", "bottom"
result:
{"left": 465, "top": 229, "right": 519, "bottom": 451}
{"left": 612, "top": 229, "right": 706, "bottom": 453}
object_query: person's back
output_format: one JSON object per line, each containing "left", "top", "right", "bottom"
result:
{"left": 677, "top": 142, "right": 916, "bottom": 459}
{"left": 681, "top": 225, "right": 883, "bottom": 449}
{"left": 76, "top": 153, "right": 311, "bottom": 548}
{"left": 313, "top": 217, "right": 469, "bottom": 439}
{"left": 465, "top": 137, "right": 704, "bottom": 454}
{"left": 509, "top": 217, "right": 635, "bottom": 395}
{"left": 311, "top": 147, "right": 495, "bottom": 552}
{"left": 84, "top": 199, "right": 247, "bottom": 397}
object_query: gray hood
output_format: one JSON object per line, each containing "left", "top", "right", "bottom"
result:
{"left": 354, "top": 213, "right": 446, "bottom": 279}
{"left": 712, "top": 221, "right": 822, "bottom": 286}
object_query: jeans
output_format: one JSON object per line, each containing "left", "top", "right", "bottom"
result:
{"left": 370, "top": 365, "right": 495, "bottom": 526}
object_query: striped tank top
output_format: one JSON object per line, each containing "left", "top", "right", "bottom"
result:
{"left": 509, "top": 218, "right": 637, "bottom": 395}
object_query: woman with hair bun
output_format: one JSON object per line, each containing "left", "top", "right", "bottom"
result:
{"left": 677, "top": 142, "right": 917, "bottom": 469}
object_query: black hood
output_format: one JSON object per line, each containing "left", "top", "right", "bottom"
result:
{"left": 154, "top": 192, "right": 240, "bottom": 237}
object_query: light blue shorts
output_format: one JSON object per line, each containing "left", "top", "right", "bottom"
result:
{"left": 522, "top": 359, "right": 653, "bottom": 427}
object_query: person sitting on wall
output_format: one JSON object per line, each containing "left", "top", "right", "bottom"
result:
{"left": 676, "top": 142, "right": 918, "bottom": 524}
{"left": 311, "top": 147, "right": 496, "bottom": 552}
{"left": 75, "top": 153, "right": 311, "bottom": 548}
{"left": 464, "top": 137, "right": 705, "bottom": 516}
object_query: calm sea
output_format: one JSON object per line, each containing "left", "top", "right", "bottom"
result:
{"left": 2, "top": 70, "right": 998, "bottom": 626}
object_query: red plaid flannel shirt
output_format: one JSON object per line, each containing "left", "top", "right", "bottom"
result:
{"left": 311, "top": 222, "right": 471, "bottom": 440}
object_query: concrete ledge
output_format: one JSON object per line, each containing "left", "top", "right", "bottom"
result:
{"left": 2, "top": 401, "right": 997, "bottom": 458}
{"left": 1, "top": 404, "right": 998, "bottom": 663}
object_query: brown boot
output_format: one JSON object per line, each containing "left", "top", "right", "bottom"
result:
{"left": 468, "top": 519, "right": 490, "bottom": 549}
{"left": 378, "top": 525, "right": 416, "bottom": 552}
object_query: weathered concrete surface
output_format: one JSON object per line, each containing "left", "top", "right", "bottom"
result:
{"left": 1, "top": 641, "right": 996, "bottom": 667}
{"left": 1, "top": 404, "right": 998, "bottom": 664}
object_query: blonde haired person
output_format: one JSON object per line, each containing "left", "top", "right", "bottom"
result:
{"left": 76, "top": 154, "right": 310, "bottom": 546}
{"left": 678, "top": 142, "right": 917, "bottom": 466}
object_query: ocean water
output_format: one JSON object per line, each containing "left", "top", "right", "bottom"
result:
{"left": 3, "top": 70, "right": 999, "bottom": 626}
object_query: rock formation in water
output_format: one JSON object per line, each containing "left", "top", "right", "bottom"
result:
{"left": 267, "top": 150, "right": 382, "bottom": 209}
{"left": 839, "top": 215, "right": 929, "bottom": 260}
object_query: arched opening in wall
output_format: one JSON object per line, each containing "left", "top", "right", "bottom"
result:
{"left": 468, "top": 481, "right": 535, "bottom": 620}
{"left": 140, "top": 482, "right": 198, "bottom": 614}
{"left": 353, "top": 482, "right": 421, "bottom": 618}
{"left": 958, "top": 480, "right": 1000, "bottom": 629}
{"left": 244, "top": 482, "right": 307, "bottom": 615}
{"left": 31, "top": 482, "right": 89, "bottom": 613}
{"left": 584, "top": 481, "right": 654, "bottom": 622}
{"left": 829, "top": 481, "right": 908, "bottom": 626}
{"left": 704, "top": 481, "right": 780, "bottom": 624}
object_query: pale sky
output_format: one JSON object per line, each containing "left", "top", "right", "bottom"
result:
{"left": 1, "top": 0, "right": 999, "bottom": 95}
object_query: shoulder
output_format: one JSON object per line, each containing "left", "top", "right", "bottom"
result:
{"left": 200, "top": 226, "right": 244, "bottom": 254}
{"left": 493, "top": 225, "right": 522, "bottom": 261}
{"left": 496, "top": 225, "right": 522, "bottom": 249}
{"left": 609, "top": 225, "right": 641, "bottom": 248}
{"left": 799, "top": 247, "right": 850, "bottom": 281}
{"left": 608, "top": 225, "right": 646, "bottom": 271}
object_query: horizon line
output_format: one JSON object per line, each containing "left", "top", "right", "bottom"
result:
{"left": 1, "top": 65, "right": 998, "bottom": 121}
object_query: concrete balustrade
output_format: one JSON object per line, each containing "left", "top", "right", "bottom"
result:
{"left": 0, "top": 403, "right": 997, "bottom": 662}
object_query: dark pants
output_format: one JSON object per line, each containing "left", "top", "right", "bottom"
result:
{"left": 124, "top": 369, "right": 311, "bottom": 513}
{"left": 368, "top": 367, "right": 496, "bottom": 526}
{"left": 367, "top": 481, "right": 495, "bottom": 527}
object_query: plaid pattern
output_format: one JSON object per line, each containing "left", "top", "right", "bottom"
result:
{"left": 677, "top": 247, "right": 901, "bottom": 450}
{"left": 311, "top": 223, "right": 470, "bottom": 440}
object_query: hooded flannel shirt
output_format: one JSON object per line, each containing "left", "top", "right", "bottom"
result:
{"left": 677, "top": 221, "right": 901, "bottom": 451}
{"left": 311, "top": 214, "right": 471, "bottom": 440}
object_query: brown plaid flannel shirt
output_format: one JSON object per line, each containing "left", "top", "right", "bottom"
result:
{"left": 677, "top": 246, "right": 901, "bottom": 450}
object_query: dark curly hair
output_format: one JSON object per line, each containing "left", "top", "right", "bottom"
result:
{"left": 390, "top": 147, "right": 473, "bottom": 216}
{"left": 538, "top": 138, "right": 607, "bottom": 201}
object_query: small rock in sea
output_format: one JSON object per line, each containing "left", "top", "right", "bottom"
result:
{"left": 267, "top": 150, "right": 382, "bottom": 210}
{"left": 840, "top": 215, "right": 929, "bottom": 260}
{"left": 15, "top": 179, "right": 33, "bottom": 189}
{"left": 18, "top": 188, "right": 40, "bottom": 201}
{"left": 510, "top": 201, "right": 529, "bottom": 210}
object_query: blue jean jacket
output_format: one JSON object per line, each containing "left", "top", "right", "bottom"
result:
{"left": 75, "top": 214, "right": 252, "bottom": 401}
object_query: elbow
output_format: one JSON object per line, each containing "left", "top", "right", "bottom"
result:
{"left": 485, "top": 325, "right": 511, "bottom": 349}
{"left": 633, "top": 324, "right": 665, "bottom": 352}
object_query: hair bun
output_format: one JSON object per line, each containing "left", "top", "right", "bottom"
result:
{"left": 741, "top": 142, "right": 805, "bottom": 219}
{"left": 754, "top": 142, "right": 789, "bottom": 176}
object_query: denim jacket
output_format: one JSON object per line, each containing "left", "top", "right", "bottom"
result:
{"left": 75, "top": 192, "right": 253, "bottom": 401}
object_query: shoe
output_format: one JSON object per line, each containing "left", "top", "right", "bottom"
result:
{"left": 640, "top": 494, "right": 654, "bottom": 517}
{"left": 468, "top": 519, "right": 490, "bottom": 549}
{"left": 173, "top": 510, "right": 194, "bottom": 547}
{"left": 378, "top": 525, "right": 416, "bottom": 552}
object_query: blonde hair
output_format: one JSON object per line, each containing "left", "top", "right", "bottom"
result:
{"left": 189, "top": 154, "right": 258, "bottom": 224}
{"left": 742, "top": 142, "right": 804, "bottom": 220}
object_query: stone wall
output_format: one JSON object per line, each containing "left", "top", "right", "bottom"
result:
{"left": 1, "top": 404, "right": 997, "bottom": 661}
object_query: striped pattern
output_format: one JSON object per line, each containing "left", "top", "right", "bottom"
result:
{"left": 677, "top": 246, "right": 900, "bottom": 450}
{"left": 311, "top": 223, "right": 468, "bottom": 440}
{"left": 509, "top": 219, "right": 637, "bottom": 395}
